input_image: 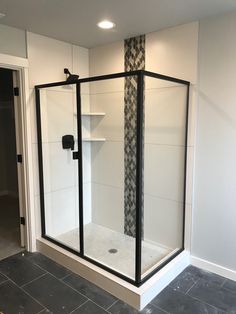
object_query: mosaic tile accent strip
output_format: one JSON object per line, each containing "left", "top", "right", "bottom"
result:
{"left": 124, "top": 35, "right": 145, "bottom": 237}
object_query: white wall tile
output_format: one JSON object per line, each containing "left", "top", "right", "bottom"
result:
{"left": 40, "top": 90, "right": 74, "bottom": 143}
{"left": 42, "top": 142, "right": 75, "bottom": 192}
{"left": 45, "top": 187, "right": 77, "bottom": 237}
{"left": 144, "top": 144, "right": 185, "bottom": 202}
{"left": 90, "top": 92, "right": 124, "bottom": 141}
{"left": 92, "top": 183, "right": 124, "bottom": 234}
{"left": 91, "top": 141, "right": 124, "bottom": 189}
{"left": 144, "top": 194, "right": 183, "bottom": 249}
{"left": 145, "top": 86, "right": 187, "bottom": 146}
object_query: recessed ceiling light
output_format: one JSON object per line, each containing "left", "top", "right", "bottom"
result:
{"left": 97, "top": 20, "right": 115, "bottom": 29}
{"left": 0, "top": 13, "right": 6, "bottom": 19}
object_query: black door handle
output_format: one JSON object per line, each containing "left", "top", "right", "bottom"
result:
{"left": 73, "top": 151, "right": 79, "bottom": 160}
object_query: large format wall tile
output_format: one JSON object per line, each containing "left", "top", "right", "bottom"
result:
{"left": 90, "top": 92, "right": 124, "bottom": 141}
{"left": 42, "top": 143, "right": 75, "bottom": 192}
{"left": 145, "top": 86, "right": 187, "bottom": 146}
{"left": 45, "top": 187, "right": 77, "bottom": 237}
{"left": 91, "top": 183, "right": 124, "bottom": 233}
{"left": 91, "top": 141, "right": 124, "bottom": 189}
{"left": 40, "top": 90, "right": 74, "bottom": 143}
{"left": 144, "top": 194, "right": 183, "bottom": 249}
{"left": 144, "top": 144, "right": 185, "bottom": 203}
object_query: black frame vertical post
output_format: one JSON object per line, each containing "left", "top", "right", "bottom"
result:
{"left": 35, "top": 87, "right": 46, "bottom": 236}
{"left": 182, "top": 84, "right": 190, "bottom": 247}
{"left": 135, "top": 72, "right": 144, "bottom": 285}
{"left": 76, "top": 83, "right": 84, "bottom": 256}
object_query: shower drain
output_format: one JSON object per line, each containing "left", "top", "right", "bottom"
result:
{"left": 108, "top": 248, "right": 118, "bottom": 254}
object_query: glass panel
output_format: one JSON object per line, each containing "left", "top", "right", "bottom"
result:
{"left": 39, "top": 84, "right": 80, "bottom": 252}
{"left": 142, "top": 76, "right": 188, "bottom": 279}
{"left": 81, "top": 76, "right": 137, "bottom": 280}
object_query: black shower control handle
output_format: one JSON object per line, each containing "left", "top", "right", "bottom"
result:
{"left": 62, "top": 135, "right": 75, "bottom": 150}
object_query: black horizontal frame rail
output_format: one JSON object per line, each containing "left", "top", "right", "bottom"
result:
{"left": 35, "top": 69, "right": 190, "bottom": 89}
{"left": 35, "top": 69, "right": 190, "bottom": 288}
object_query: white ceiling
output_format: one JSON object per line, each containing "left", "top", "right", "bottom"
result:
{"left": 0, "top": 0, "right": 236, "bottom": 48}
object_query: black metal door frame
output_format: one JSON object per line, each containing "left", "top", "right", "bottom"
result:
{"left": 35, "top": 70, "right": 190, "bottom": 287}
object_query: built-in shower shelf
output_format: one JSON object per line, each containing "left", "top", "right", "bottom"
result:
{"left": 82, "top": 137, "right": 106, "bottom": 142}
{"left": 74, "top": 112, "right": 106, "bottom": 116}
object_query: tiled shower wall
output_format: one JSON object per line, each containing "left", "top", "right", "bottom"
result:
{"left": 27, "top": 32, "right": 90, "bottom": 238}
{"left": 89, "top": 22, "right": 198, "bottom": 249}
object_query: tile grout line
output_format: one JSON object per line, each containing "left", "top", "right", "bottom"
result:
{"left": 7, "top": 278, "right": 46, "bottom": 311}
{"left": 69, "top": 299, "right": 89, "bottom": 314}
{"left": 185, "top": 278, "right": 200, "bottom": 294}
{"left": 186, "top": 291, "right": 228, "bottom": 313}
{"left": 87, "top": 299, "right": 113, "bottom": 314}
{"left": 32, "top": 264, "right": 91, "bottom": 302}
{"left": 33, "top": 262, "right": 118, "bottom": 312}
{"left": 151, "top": 302, "right": 170, "bottom": 314}
{"left": 106, "top": 299, "right": 118, "bottom": 311}
{"left": 21, "top": 273, "right": 47, "bottom": 288}
{"left": 0, "top": 279, "right": 9, "bottom": 287}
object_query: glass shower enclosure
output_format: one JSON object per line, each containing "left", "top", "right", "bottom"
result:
{"left": 35, "top": 70, "right": 190, "bottom": 286}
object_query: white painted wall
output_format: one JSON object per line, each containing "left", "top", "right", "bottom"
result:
{"left": 192, "top": 12, "right": 236, "bottom": 272}
{"left": 0, "top": 24, "right": 27, "bottom": 58}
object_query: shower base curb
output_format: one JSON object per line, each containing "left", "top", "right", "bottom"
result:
{"left": 36, "top": 238, "right": 190, "bottom": 310}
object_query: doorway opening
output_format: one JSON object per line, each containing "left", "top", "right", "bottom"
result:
{"left": 0, "top": 67, "right": 25, "bottom": 260}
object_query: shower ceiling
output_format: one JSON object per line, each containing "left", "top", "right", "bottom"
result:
{"left": 0, "top": 0, "right": 235, "bottom": 48}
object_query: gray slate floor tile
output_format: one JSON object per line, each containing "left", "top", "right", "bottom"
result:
{"left": 0, "top": 253, "right": 46, "bottom": 286}
{"left": 222, "top": 279, "right": 236, "bottom": 293}
{"left": 109, "top": 300, "right": 166, "bottom": 314}
{"left": 63, "top": 273, "right": 117, "bottom": 309}
{"left": 0, "top": 272, "right": 7, "bottom": 284}
{"left": 170, "top": 266, "right": 225, "bottom": 294}
{"left": 152, "top": 286, "right": 223, "bottom": 314}
{"left": 0, "top": 280, "right": 43, "bottom": 314}
{"left": 72, "top": 300, "right": 108, "bottom": 313}
{"left": 188, "top": 279, "right": 236, "bottom": 313}
{"left": 23, "top": 273, "right": 87, "bottom": 314}
{"left": 28, "top": 252, "right": 71, "bottom": 279}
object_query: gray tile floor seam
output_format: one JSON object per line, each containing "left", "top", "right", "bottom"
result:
{"left": 8, "top": 277, "right": 48, "bottom": 310}
{"left": 69, "top": 299, "right": 89, "bottom": 313}
{"left": 21, "top": 273, "right": 48, "bottom": 288}
{"left": 30, "top": 262, "right": 90, "bottom": 302}
{"left": 184, "top": 277, "right": 200, "bottom": 294}
{"left": 151, "top": 303, "right": 170, "bottom": 314}
{"left": 85, "top": 299, "right": 112, "bottom": 313}
{"left": 106, "top": 300, "right": 119, "bottom": 311}
{"left": 0, "top": 278, "right": 9, "bottom": 287}
{"left": 220, "top": 278, "right": 228, "bottom": 287}
{"left": 186, "top": 291, "right": 228, "bottom": 313}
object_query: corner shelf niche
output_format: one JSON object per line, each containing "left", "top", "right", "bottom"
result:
{"left": 74, "top": 112, "right": 106, "bottom": 117}
{"left": 82, "top": 137, "right": 106, "bottom": 142}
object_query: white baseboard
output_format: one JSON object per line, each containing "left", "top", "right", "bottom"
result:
{"left": 190, "top": 255, "right": 236, "bottom": 282}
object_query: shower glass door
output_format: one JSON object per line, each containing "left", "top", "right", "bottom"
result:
{"left": 36, "top": 83, "right": 82, "bottom": 252}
